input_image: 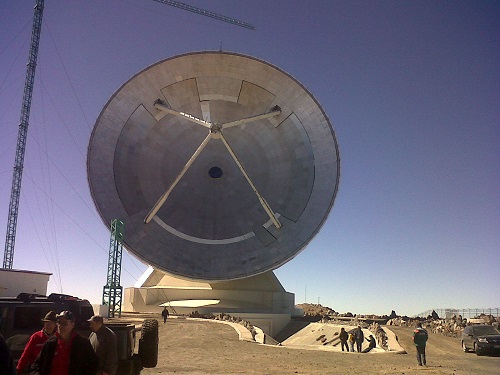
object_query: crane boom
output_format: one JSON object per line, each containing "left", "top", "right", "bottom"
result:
{"left": 3, "top": 0, "right": 45, "bottom": 269}
{"left": 152, "top": 0, "right": 255, "bottom": 30}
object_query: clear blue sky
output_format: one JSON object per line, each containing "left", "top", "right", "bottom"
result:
{"left": 0, "top": 0, "right": 498, "bottom": 316}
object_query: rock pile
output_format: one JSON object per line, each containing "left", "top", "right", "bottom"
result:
{"left": 298, "top": 304, "right": 499, "bottom": 341}
{"left": 297, "top": 303, "right": 336, "bottom": 317}
{"left": 386, "top": 312, "right": 500, "bottom": 338}
{"left": 369, "top": 322, "right": 389, "bottom": 350}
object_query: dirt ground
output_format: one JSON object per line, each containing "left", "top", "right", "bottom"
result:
{"left": 124, "top": 314, "right": 499, "bottom": 375}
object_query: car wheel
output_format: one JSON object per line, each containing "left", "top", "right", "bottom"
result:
{"left": 138, "top": 319, "right": 159, "bottom": 368}
{"left": 474, "top": 343, "right": 484, "bottom": 355}
{"left": 473, "top": 342, "right": 483, "bottom": 356}
{"left": 462, "top": 341, "right": 469, "bottom": 352}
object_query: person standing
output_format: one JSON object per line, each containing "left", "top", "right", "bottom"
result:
{"left": 413, "top": 322, "right": 428, "bottom": 366}
{"left": 30, "top": 310, "right": 99, "bottom": 375}
{"left": 161, "top": 307, "right": 169, "bottom": 323}
{"left": 348, "top": 330, "right": 355, "bottom": 352}
{"left": 17, "top": 311, "right": 57, "bottom": 374}
{"left": 339, "top": 327, "right": 349, "bottom": 352}
{"left": 354, "top": 326, "right": 364, "bottom": 352}
{"left": 88, "top": 315, "right": 118, "bottom": 375}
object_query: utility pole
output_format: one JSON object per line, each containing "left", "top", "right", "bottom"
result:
{"left": 3, "top": 0, "right": 45, "bottom": 269}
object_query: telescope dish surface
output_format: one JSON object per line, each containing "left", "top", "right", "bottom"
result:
{"left": 87, "top": 51, "right": 340, "bottom": 281}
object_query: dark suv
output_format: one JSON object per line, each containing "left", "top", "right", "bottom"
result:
{"left": 0, "top": 293, "right": 94, "bottom": 359}
{"left": 461, "top": 324, "right": 500, "bottom": 355}
{"left": 0, "top": 293, "right": 158, "bottom": 374}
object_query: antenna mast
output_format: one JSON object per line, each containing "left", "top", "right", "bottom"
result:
{"left": 102, "top": 219, "right": 124, "bottom": 318}
{"left": 3, "top": 0, "right": 45, "bottom": 269}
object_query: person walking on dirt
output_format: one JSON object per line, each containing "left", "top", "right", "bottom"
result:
{"left": 88, "top": 315, "right": 118, "bottom": 375}
{"left": 161, "top": 307, "right": 169, "bottom": 323}
{"left": 30, "top": 311, "right": 99, "bottom": 375}
{"left": 355, "top": 326, "right": 364, "bottom": 352}
{"left": 339, "top": 327, "right": 349, "bottom": 351}
{"left": 17, "top": 311, "right": 57, "bottom": 374}
{"left": 413, "top": 322, "right": 428, "bottom": 366}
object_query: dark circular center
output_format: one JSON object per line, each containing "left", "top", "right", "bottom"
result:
{"left": 208, "top": 166, "right": 223, "bottom": 179}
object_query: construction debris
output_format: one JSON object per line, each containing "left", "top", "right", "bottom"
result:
{"left": 386, "top": 313, "right": 500, "bottom": 338}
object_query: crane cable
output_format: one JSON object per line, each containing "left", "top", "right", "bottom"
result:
{"left": 16, "top": 17, "right": 144, "bottom": 287}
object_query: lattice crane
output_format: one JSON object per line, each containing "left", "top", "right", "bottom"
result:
{"left": 3, "top": 0, "right": 44, "bottom": 269}
{"left": 152, "top": 0, "right": 255, "bottom": 29}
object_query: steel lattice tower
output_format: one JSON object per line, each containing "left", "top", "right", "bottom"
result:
{"left": 103, "top": 219, "right": 124, "bottom": 318}
{"left": 3, "top": 0, "right": 45, "bottom": 269}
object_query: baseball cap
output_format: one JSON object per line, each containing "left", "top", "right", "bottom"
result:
{"left": 56, "top": 310, "right": 75, "bottom": 322}
{"left": 42, "top": 311, "right": 57, "bottom": 322}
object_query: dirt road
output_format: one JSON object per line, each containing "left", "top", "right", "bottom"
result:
{"left": 133, "top": 316, "right": 499, "bottom": 374}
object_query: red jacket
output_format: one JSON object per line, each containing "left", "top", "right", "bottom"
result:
{"left": 30, "top": 331, "right": 99, "bottom": 375}
{"left": 16, "top": 329, "right": 54, "bottom": 373}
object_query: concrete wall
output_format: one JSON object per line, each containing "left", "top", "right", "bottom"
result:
{"left": 0, "top": 269, "right": 51, "bottom": 297}
{"left": 92, "top": 304, "right": 111, "bottom": 317}
{"left": 234, "top": 313, "right": 291, "bottom": 337}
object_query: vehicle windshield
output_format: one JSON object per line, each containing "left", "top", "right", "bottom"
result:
{"left": 472, "top": 325, "right": 500, "bottom": 336}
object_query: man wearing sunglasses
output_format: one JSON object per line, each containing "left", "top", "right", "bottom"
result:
{"left": 30, "top": 311, "right": 99, "bottom": 375}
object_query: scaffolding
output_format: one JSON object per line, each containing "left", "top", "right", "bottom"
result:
{"left": 102, "top": 219, "right": 124, "bottom": 318}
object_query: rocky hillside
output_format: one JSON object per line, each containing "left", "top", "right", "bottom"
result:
{"left": 297, "top": 303, "right": 336, "bottom": 317}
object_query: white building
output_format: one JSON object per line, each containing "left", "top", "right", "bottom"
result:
{"left": 0, "top": 269, "right": 51, "bottom": 297}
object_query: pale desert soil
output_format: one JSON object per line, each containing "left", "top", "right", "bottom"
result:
{"left": 120, "top": 314, "right": 499, "bottom": 375}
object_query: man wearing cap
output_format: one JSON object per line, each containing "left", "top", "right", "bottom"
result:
{"left": 88, "top": 315, "right": 118, "bottom": 375}
{"left": 16, "top": 311, "right": 57, "bottom": 374}
{"left": 30, "top": 310, "right": 99, "bottom": 375}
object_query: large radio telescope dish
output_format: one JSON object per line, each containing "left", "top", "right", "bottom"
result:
{"left": 87, "top": 51, "right": 340, "bottom": 281}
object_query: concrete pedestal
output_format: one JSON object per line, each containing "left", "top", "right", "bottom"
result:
{"left": 123, "top": 267, "right": 300, "bottom": 336}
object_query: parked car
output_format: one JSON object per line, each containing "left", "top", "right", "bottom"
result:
{"left": 0, "top": 293, "right": 158, "bottom": 374}
{"left": 461, "top": 324, "right": 500, "bottom": 355}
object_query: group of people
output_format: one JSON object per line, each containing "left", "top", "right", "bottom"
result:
{"left": 15, "top": 310, "right": 118, "bottom": 375}
{"left": 3, "top": 310, "right": 429, "bottom": 371}
{"left": 339, "top": 326, "right": 376, "bottom": 353}
{"left": 338, "top": 322, "right": 429, "bottom": 365}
